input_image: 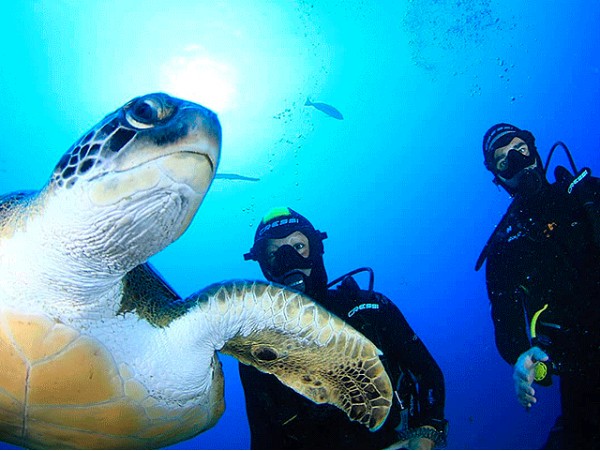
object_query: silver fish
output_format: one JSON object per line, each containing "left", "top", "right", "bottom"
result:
{"left": 215, "top": 173, "right": 260, "bottom": 182}
{"left": 305, "top": 97, "right": 343, "bottom": 120}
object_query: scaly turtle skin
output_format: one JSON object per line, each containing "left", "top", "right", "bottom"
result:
{"left": 0, "top": 93, "right": 392, "bottom": 449}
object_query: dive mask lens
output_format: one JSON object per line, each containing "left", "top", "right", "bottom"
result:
{"left": 497, "top": 149, "right": 535, "bottom": 180}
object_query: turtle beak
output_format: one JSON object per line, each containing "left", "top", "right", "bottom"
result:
{"left": 158, "top": 150, "right": 216, "bottom": 195}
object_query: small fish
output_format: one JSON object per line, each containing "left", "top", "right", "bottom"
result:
{"left": 215, "top": 173, "right": 260, "bottom": 182}
{"left": 305, "top": 97, "right": 343, "bottom": 120}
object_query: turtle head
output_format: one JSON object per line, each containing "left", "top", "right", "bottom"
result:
{"left": 42, "top": 93, "right": 221, "bottom": 271}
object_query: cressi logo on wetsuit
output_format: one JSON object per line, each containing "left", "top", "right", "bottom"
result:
{"left": 347, "top": 302, "right": 380, "bottom": 317}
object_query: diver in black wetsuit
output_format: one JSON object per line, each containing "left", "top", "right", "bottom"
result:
{"left": 476, "top": 123, "right": 600, "bottom": 449}
{"left": 240, "top": 207, "right": 448, "bottom": 450}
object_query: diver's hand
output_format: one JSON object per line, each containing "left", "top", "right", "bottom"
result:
{"left": 513, "top": 346, "right": 549, "bottom": 408}
{"left": 407, "top": 436, "right": 434, "bottom": 450}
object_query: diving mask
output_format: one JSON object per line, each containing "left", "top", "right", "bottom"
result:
{"left": 266, "top": 245, "right": 313, "bottom": 292}
{"left": 497, "top": 148, "right": 537, "bottom": 180}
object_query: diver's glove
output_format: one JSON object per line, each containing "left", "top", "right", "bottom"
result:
{"left": 513, "top": 346, "right": 549, "bottom": 408}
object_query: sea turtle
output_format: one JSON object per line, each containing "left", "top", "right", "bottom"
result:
{"left": 0, "top": 93, "right": 392, "bottom": 449}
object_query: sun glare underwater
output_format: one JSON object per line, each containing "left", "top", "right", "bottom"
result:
{"left": 0, "top": 1, "right": 598, "bottom": 449}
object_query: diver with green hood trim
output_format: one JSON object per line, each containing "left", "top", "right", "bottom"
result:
{"left": 476, "top": 123, "right": 600, "bottom": 449}
{"left": 240, "top": 207, "right": 448, "bottom": 450}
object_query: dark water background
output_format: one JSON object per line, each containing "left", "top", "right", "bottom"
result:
{"left": 0, "top": 1, "right": 598, "bottom": 449}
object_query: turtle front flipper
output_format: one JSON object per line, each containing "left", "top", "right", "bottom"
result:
{"left": 192, "top": 280, "right": 393, "bottom": 431}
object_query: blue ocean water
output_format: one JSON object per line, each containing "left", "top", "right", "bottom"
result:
{"left": 0, "top": 1, "right": 598, "bottom": 449}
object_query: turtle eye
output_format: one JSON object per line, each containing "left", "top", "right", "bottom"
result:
{"left": 126, "top": 95, "right": 174, "bottom": 129}
{"left": 133, "top": 100, "right": 157, "bottom": 122}
{"left": 252, "top": 346, "right": 279, "bottom": 362}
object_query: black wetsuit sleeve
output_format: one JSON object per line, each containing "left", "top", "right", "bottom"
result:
{"left": 556, "top": 168, "right": 600, "bottom": 246}
{"left": 376, "top": 294, "right": 447, "bottom": 427}
{"left": 485, "top": 251, "right": 531, "bottom": 365}
{"left": 575, "top": 173, "right": 600, "bottom": 246}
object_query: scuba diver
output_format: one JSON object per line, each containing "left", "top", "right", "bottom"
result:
{"left": 239, "top": 207, "right": 448, "bottom": 450}
{"left": 476, "top": 123, "right": 600, "bottom": 449}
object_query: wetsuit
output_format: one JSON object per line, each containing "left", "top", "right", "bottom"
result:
{"left": 481, "top": 171, "right": 600, "bottom": 449}
{"left": 239, "top": 278, "right": 447, "bottom": 449}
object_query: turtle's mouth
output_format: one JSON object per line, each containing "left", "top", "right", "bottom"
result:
{"left": 87, "top": 148, "right": 216, "bottom": 208}
{"left": 156, "top": 150, "right": 216, "bottom": 193}
{"left": 115, "top": 148, "right": 216, "bottom": 177}
{"left": 166, "top": 149, "right": 215, "bottom": 171}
